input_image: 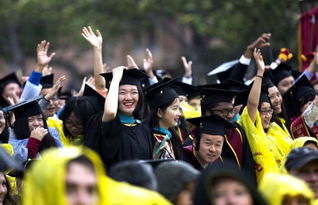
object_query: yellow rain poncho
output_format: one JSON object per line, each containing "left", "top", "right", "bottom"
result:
{"left": 290, "top": 137, "right": 318, "bottom": 151}
{"left": 22, "top": 146, "right": 171, "bottom": 205}
{"left": 47, "top": 117, "right": 84, "bottom": 146}
{"left": 238, "top": 107, "right": 290, "bottom": 182}
{"left": 259, "top": 173, "right": 315, "bottom": 205}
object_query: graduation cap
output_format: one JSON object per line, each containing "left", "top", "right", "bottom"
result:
{"left": 225, "top": 79, "right": 250, "bottom": 91}
{"left": 101, "top": 68, "right": 148, "bottom": 89}
{"left": 144, "top": 78, "right": 179, "bottom": 109}
{"left": 40, "top": 74, "right": 54, "bottom": 89}
{"left": 270, "top": 62, "right": 293, "bottom": 85}
{"left": 200, "top": 87, "right": 238, "bottom": 108}
{"left": 162, "top": 78, "right": 198, "bottom": 99}
{"left": 187, "top": 114, "right": 235, "bottom": 136}
{"left": 207, "top": 60, "right": 239, "bottom": 82}
{"left": 83, "top": 84, "right": 105, "bottom": 109}
{"left": 5, "top": 96, "right": 42, "bottom": 120}
{"left": 0, "top": 73, "right": 21, "bottom": 95}
{"left": 283, "top": 75, "right": 316, "bottom": 117}
{"left": 57, "top": 89, "right": 72, "bottom": 100}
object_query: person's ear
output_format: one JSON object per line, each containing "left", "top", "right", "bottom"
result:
{"left": 157, "top": 108, "right": 163, "bottom": 118}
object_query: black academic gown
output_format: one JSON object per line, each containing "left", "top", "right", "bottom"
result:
{"left": 84, "top": 112, "right": 154, "bottom": 169}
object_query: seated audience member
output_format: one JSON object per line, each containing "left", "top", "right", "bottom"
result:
{"left": 155, "top": 160, "right": 199, "bottom": 205}
{"left": 285, "top": 147, "right": 318, "bottom": 199}
{"left": 193, "top": 161, "right": 266, "bottom": 205}
{"left": 22, "top": 146, "right": 171, "bottom": 205}
{"left": 259, "top": 173, "right": 314, "bottom": 205}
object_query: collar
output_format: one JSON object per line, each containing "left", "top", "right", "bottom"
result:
{"left": 118, "top": 114, "right": 135, "bottom": 124}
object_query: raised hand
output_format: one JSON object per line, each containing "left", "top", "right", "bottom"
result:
{"left": 127, "top": 55, "right": 139, "bottom": 69}
{"left": 36, "top": 40, "right": 56, "bottom": 71}
{"left": 249, "top": 33, "right": 271, "bottom": 50}
{"left": 103, "top": 63, "right": 112, "bottom": 73}
{"left": 30, "top": 127, "right": 48, "bottom": 141}
{"left": 181, "top": 56, "right": 192, "bottom": 77}
{"left": 81, "top": 26, "right": 103, "bottom": 50}
{"left": 253, "top": 48, "right": 265, "bottom": 73}
{"left": 143, "top": 48, "right": 154, "bottom": 74}
{"left": 112, "top": 66, "right": 125, "bottom": 80}
{"left": 76, "top": 76, "right": 95, "bottom": 96}
{"left": 44, "top": 75, "right": 66, "bottom": 101}
{"left": 244, "top": 33, "right": 271, "bottom": 58}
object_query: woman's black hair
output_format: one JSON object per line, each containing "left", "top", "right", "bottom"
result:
{"left": 13, "top": 114, "right": 57, "bottom": 152}
{"left": 0, "top": 128, "right": 9, "bottom": 143}
{"left": 0, "top": 110, "right": 9, "bottom": 143}
{"left": 132, "top": 85, "right": 146, "bottom": 120}
{"left": 60, "top": 96, "right": 100, "bottom": 139}
{"left": 147, "top": 96, "right": 178, "bottom": 129}
{"left": 192, "top": 127, "right": 201, "bottom": 151}
{"left": 146, "top": 97, "right": 184, "bottom": 160}
{"left": 178, "top": 116, "right": 189, "bottom": 142}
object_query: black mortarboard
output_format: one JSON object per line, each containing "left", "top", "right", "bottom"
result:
{"left": 40, "top": 74, "right": 54, "bottom": 89}
{"left": 0, "top": 73, "right": 21, "bottom": 95}
{"left": 101, "top": 68, "right": 148, "bottom": 89}
{"left": 5, "top": 97, "right": 42, "bottom": 120}
{"left": 283, "top": 75, "right": 316, "bottom": 117}
{"left": 187, "top": 114, "right": 235, "bottom": 136}
{"left": 173, "top": 81, "right": 196, "bottom": 97}
{"left": 225, "top": 79, "right": 249, "bottom": 91}
{"left": 259, "top": 88, "right": 270, "bottom": 104}
{"left": 57, "top": 89, "right": 72, "bottom": 100}
{"left": 200, "top": 87, "right": 238, "bottom": 106}
{"left": 83, "top": 84, "right": 105, "bottom": 108}
{"left": 262, "top": 71, "right": 275, "bottom": 89}
{"left": 207, "top": 60, "right": 240, "bottom": 83}
{"left": 162, "top": 78, "right": 197, "bottom": 99}
{"left": 270, "top": 62, "right": 293, "bottom": 85}
{"left": 144, "top": 78, "right": 179, "bottom": 110}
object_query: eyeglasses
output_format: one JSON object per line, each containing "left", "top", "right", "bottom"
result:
{"left": 260, "top": 109, "right": 273, "bottom": 116}
{"left": 212, "top": 108, "right": 235, "bottom": 116}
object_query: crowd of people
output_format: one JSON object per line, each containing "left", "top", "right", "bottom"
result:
{"left": 0, "top": 26, "right": 317, "bottom": 205}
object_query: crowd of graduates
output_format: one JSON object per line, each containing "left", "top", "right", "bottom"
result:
{"left": 0, "top": 26, "right": 317, "bottom": 205}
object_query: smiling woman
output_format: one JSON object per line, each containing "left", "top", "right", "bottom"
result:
{"left": 84, "top": 68, "right": 154, "bottom": 168}
{"left": 144, "top": 79, "right": 184, "bottom": 160}
{"left": 238, "top": 49, "right": 291, "bottom": 183}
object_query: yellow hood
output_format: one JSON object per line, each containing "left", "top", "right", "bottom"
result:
{"left": 259, "top": 173, "right": 315, "bottom": 205}
{"left": 290, "top": 137, "right": 318, "bottom": 151}
{"left": 22, "top": 147, "right": 171, "bottom": 205}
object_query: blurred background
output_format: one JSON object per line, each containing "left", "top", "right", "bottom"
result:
{"left": 0, "top": 0, "right": 317, "bottom": 90}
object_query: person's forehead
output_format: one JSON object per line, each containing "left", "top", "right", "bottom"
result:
{"left": 300, "top": 159, "right": 318, "bottom": 170}
{"left": 215, "top": 102, "right": 233, "bottom": 108}
{"left": 201, "top": 133, "right": 224, "bottom": 141}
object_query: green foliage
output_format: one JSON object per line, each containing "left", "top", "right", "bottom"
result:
{"left": 0, "top": 0, "right": 301, "bottom": 71}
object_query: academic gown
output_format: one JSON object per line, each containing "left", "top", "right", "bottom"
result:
{"left": 152, "top": 129, "right": 183, "bottom": 160}
{"left": 223, "top": 122, "right": 257, "bottom": 186}
{"left": 84, "top": 112, "right": 154, "bottom": 169}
